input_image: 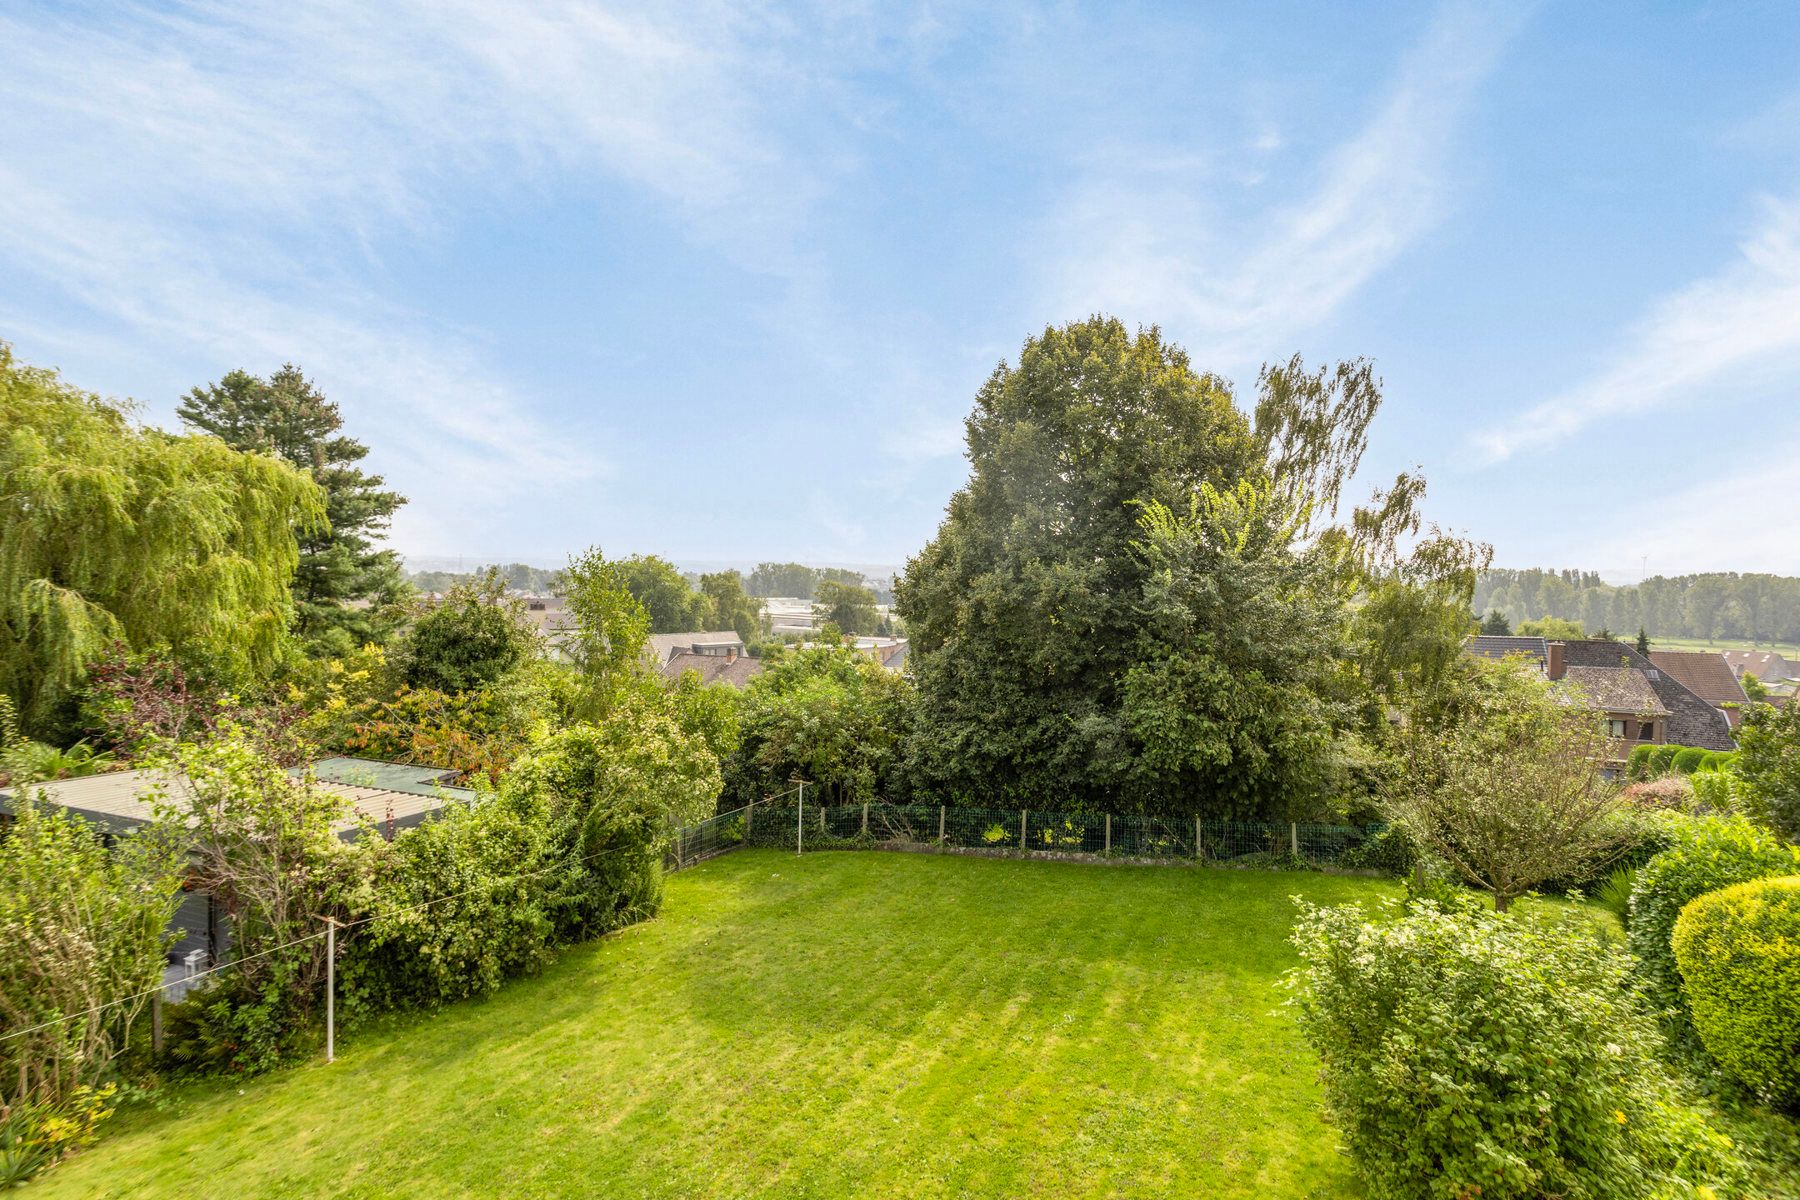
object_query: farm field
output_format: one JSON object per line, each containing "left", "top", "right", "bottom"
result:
{"left": 37, "top": 850, "right": 1399, "bottom": 1199}
{"left": 1647, "top": 635, "right": 1800, "bottom": 659}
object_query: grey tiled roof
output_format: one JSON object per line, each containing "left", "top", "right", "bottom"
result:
{"left": 661, "top": 649, "right": 764, "bottom": 688}
{"left": 1558, "top": 666, "right": 1667, "bottom": 715}
{"left": 1465, "top": 635, "right": 1549, "bottom": 666}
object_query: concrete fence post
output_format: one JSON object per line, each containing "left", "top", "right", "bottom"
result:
{"left": 1195, "top": 816, "right": 1202, "bottom": 861}
{"left": 1104, "top": 813, "right": 1111, "bottom": 854}
{"left": 861, "top": 802, "right": 869, "bottom": 836}
{"left": 151, "top": 990, "right": 164, "bottom": 1057}
{"left": 938, "top": 805, "right": 946, "bottom": 845}
{"left": 1019, "top": 809, "right": 1028, "bottom": 851}
{"left": 1290, "top": 822, "right": 1300, "bottom": 858}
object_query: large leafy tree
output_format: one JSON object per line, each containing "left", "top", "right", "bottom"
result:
{"left": 616, "top": 554, "right": 710, "bottom": 633}
{"left": 0, "top": 346, "right": 325, "bottom": 737}
{"left": 897, "top": 319, "right": 1472, "bottom": 816}
{"left": 897, "top": 319, "right": 1263, "bottom": 810}
{"left": 179, "top": 364, "right": 407, "bottom": 653}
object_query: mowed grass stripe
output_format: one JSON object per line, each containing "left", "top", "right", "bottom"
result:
{"left": 35, "top": 850, "right": 1393, "bottom": 1199}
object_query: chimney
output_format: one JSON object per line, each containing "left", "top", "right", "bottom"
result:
{"left": 1547, "top": 641, "right": 1566, "bottom": 681}
{"left": 726, "top": 646, "right": 738, "bottom": 662}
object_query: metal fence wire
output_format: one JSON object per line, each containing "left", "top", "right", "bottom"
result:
{"left": 668, "top": 799, "right": 1381, "bottom": 872}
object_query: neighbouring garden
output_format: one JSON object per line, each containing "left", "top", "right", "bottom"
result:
{"left": 5, "top": 324, "right": 1800, "bottom": 1196}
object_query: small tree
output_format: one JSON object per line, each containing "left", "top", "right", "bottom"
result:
{"left": 812, "top": 578, "right": 880, "bottom": 636}
{"left": 1479, "top": 609, "right": 1511, "bottom": 635}
{"left": 1636, "top": 626, "right": 1652, "bottom": 656}
{"left": 397, "top": 571, "right": 535, "bottom": 695}
{"left": 1386, "top": 657, "right": 1628, "bottom": 911}
{"left": 1517, "top": 616, "right": 1585, "bottom": 639}
{"left": 149, "top": 723, "right": 364, "bottom": 1072}
{"left": 560, "top": 547, "right": 652, "bottom": 720}
{"left": 1742, "top": 671, "right": 1768, "bottom": 701}
{"left": 1735, "top": 701, "right": 1800, "bottom": 841}
{"left": 0, "top": 797, "right": 182, "bottom": 1126}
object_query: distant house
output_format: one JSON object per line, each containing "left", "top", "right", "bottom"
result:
{"left": 0, "top": 756, "right": 475, "bottom": 997}
{"left": 661, "top": 647, "right": 763, "bottom": 689}
{"left": 646, "top": 631, "right": 745, "bottom": 667}
{"left": 1556, "top": 665, "right": 1669, "bottom": 755}
{"left": 1719, "top": 649, "right": 1795, "bottom": 685}
{"left": 1552, "top": 639, "right": 1734, "bottom": 753}
{"left": 853, "top": 636, "right": 910, "bottom": 672}
{"left": 1649, "top": 650, "right": 1751, "bottom": 728}
{"left": 1464, "top": 635, "right": 1549, "bottom": 671}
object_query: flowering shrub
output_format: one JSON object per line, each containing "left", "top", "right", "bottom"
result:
{"left": 0, "top": 1084, "right": 117, "bottom": 1185}
{"left": 1673, "top": 876, "right": 1800, "bottom": 1109}
{"left": 1287, "top": 899, "right": 1745, "bottom": 1200}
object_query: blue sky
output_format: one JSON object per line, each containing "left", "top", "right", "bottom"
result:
{"left": 4, "top": 1, "right": 1799, "bottom": 578}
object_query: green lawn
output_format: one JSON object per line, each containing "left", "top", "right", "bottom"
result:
{"left": 38, "top": 850, "right": 1396, "bottom": 1199}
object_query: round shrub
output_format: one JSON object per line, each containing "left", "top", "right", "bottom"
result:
{"left": 1672, "top": 876, "right": 1800, "bottom": 1109}
{"left": 1626, "top": 743, "right": 1657, "bottom": 780}
{"left": 1338, "top": 824, "right": 1415, "bottom": 876}
{"left": 1696, "top": 750, "right": 1734, "bottom": 774}
{"left": 1288, "top": 899, "right": 1746, "bottom": 1199}
{"left": 1628, "top": 815, "right": 1800, "bottom": 1032}
{"left": 1650, "top": 743, "right": 1682, "bottom": 775}
{"left": 1672, "top": 747, "right": 1708, "bottom": 775}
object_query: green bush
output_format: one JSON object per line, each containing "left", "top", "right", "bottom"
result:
{"left": 1628, "top": 815, "right": 1800, "bottom": 1034}
{"left": 1627, "top": 743, "right": 1657, "bottom": 780}
{"left": 1673, "top": 876, "right": 1800, "bottom": 1109}
{"left": 1287, "top": 899, "right": 1745, "bottom": 1199}
{"left": 1651, "top": 744, "right": 1683, "bottom": 775}
{"left": 1696, "top": 750, "right": 1735, "bottom": 774}
{"left": 338, "top": 787, "right": 559, "bottom": 1018}
{"left": 1672, "top": 747, "right": 1708, "bottom": 775}
{"left": 1338, "top": 824, "right": 1415, "bottom": 876}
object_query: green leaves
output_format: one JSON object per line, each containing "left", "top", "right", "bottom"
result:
{"left": 1, "top": 345, "right": 325, "bottom": 736}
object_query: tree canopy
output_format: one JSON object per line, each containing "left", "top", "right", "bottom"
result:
{"left": 180, "top": 364, "right": 407, "bottom": 653}
{"left": 0, "top": 346, "right": 325, "bottom": 736}
{"left": 616, "top": 555, "right": 710, "bottom": 633}
{"left": 813, "top": 578, "right": 880, "bottom": 636}
{"left": 897, "top": 317, "right": 1478, "bottom": 817}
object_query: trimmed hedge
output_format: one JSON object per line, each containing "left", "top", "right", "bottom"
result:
{"left": 1673, "top": 876, "right": 1800, "bottom": 1110}
{"left": 1626, "top": 743, "right": 1657, "bottom": 780}
{"left": 1650, "top": 744, "right": 1682, "bottom": 775}
{"left": 1628, "top": 816, "right": 1800, "bottom": 1034}
{"left": 1671, "top": 747, "right": 1709, "bottom": 775}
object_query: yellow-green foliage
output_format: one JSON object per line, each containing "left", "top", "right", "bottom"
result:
{"left": 0, "top": 344, "right": 325, "bottom": 732}
{"left": 1673, "top": 875, "right": 1800, "bottom": 1109}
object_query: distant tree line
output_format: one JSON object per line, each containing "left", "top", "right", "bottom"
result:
{"left": 746, "top": 562, "right": 869, "bottom": 599}
{"left": 1474, "top": 569, "right": 1800, "bottom": 644}
{"left": 408, "top": 563, "right": 562, "bottom": 594}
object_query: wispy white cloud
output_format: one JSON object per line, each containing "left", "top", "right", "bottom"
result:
{"left": 1471, "top": 195, "right": 1800, "bottom": 462}
{"left": 1038, "top": 1, "right": 1527, "bottom": 371}
{"left": 1563, "top": 439, "right": 1800, "bottom": 574}
{"left": 0, "top": 0, "right": 844, "bottom": 545}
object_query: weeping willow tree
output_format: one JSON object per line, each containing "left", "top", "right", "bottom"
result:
{"left": 0, "top": 345, "right": 326, "bottom": 736}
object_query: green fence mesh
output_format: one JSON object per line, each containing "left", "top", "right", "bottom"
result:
{"left": 670, "top": 799, "right": 1380, "bottom": 872}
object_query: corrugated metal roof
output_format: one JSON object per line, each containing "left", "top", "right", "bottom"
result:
{"left": 0, "top": 759, "right": 471, "bottom": 838}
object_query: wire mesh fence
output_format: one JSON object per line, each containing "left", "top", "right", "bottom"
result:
{"left": 673, "top": 797, "right": 1382, "bottom": 872}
